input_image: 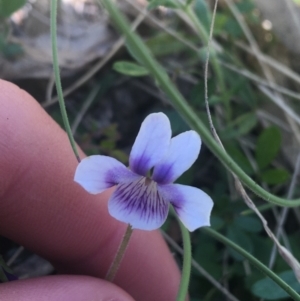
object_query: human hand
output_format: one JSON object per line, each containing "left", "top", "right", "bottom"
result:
{"left": 0, "top": 80, "right": 181, "bottom": 301}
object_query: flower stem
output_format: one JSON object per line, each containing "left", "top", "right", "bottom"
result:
{"left": 50, "top": 0, "right": 80, "bottom": 163}
{"left": 176, "top": 220, "right": 192, "bottom": 301}
{"left": 106, "top": 224, "right": 133, "bottom": 282}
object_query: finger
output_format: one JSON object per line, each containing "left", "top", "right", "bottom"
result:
{"left": 0, "top": 275, "right": 135, "bottom": 301}
{"left": 0, "top": 80, "right": 180, "bottom": 301}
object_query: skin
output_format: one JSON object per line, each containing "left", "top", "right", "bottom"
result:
{"left": 0, "top": 80, "right": 181, "bottom": 301}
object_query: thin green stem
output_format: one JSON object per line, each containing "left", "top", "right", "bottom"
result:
{"left": 100, "top": 0, "right": 300, "bottom": 207}
{"left": 203, "top": 227, "right": 300, "bottom": 301}
{"left": 184, "top": 6, "right": 226, "bottom": 95}
{"left": 50, "top": 0, "right": 80, "bottom": 162}
{"left": 106, "top": 224, "right": 133, "bottom": 282}
{"left": 241, "top": 203, "right": 274, "bottom": 215}
{"left": 179, "top": 2, "right": 227, "bottom": 117}
{"left": 176, "top": 220, "right": 192, "bottom": 301}
{"left": 183, "top": 5, "right": 209, "bottom": 42}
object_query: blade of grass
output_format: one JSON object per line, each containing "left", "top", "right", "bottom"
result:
{"left": 50, "top": 0, "right": 80, "bottom": 162}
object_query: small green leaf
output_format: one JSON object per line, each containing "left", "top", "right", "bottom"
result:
{"left": 100, "top": 139, "right": 115, "bottom": 150}
{"left": 208, "top": 95, "right": 222, "bottom": 105}
{"left": 189, "top": 79, "right": 216, "bottom": 107}
{"left": 261, "top": 168, "right": 290, "bottom": 185}
{"left": 113, "top": 61, "right": 149, "bottom": 77}
{"left": 234, "top": 216, "right": 262, "bottom": 233}
{"left": 214, "top": 13, "right": 229, "bottom": 34}
{"left": 222, "top": 113, "right": 257, "bottom": 139}
{"left": 236, "top": 0, "right": 256, "bottom": 14}
{"left": 223, "top": 69, "right": 257, "bottom": 108}
{"left": 224, "top": 142, "right": 253, "bottom": 174}
{"left": 194, "top": 0, "right": 211, "bottom": 31}
{"left": 227, "top": 225, "right": 253, "bottom": 261}
{"left": 252, "top": 235, "right": 273, "bottom": 265}
{"left": 111, "top": 150, "right": 128, "bottom": 164}
{"left": 147, "top": 0, "right": 179, "bottom": 10}
{"left": 235, "top": 113, "right": 257, "bottom": 136}
{"left": 194, "top": 237, "right": 222, "bottom": 280}
{"left": 224, "top": 18, "right": 243, "bottom": 38}
{"left": 255, "top": 126, "right": 281, "bottom": 169}
{"left": 0, "top": 0, "right": 26, "bottom": 19}
{"left": 186, "top": 0, "right": 194, "bottom": 6}
{"left": 252, "top": 270, "right": 300, "bottom": 300}
{"left": 146, "top": 33, "right": 186, "bottom": 57}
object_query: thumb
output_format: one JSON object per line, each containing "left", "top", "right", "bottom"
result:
{"left": 0, "top": 275, "right": 135, "bottom": 301}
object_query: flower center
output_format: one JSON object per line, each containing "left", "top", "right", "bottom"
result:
{"left": 144, "top": 177, "right": 153, "bottom": 186}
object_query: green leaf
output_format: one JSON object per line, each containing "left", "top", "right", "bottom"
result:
{"left": 226, "top": 225, "right": 253, "bottom": 261}
{"left": 252, "top": 235, "right": 273, "bottom": 265}
{"left": 0, "top": 0, "right": 26, "bottom": 19}
{"left": 194, "top": 0, "right": 211, "bottom": 31}
{"left": 224, "top": 142, "right": 253, "bottom": 174}
{"left": 252, "top": 270, "right": 300, "bottom": 300}
{"left": 111, "top": 150, "right": 128, "bottom": 164}
{"left": 214, "top": 13, "right": 229, "bottom": 34}
{"left": 234, "top": 216, "right": 262, "bottom": 233}
{"left": 255, "top": 126, "right": 281, "bottom": 169}
{"left": 261, "top": 168, "right": 290, "bottom": 185}
{"left": 147, "top": 0, "right": 179, "bottom": 10}
{"left": 113, "top": 61, "right": 149, "bottom": 77}
{"left": 224, "top": 18, "right": 243, "bottom": 38}
{"left": 234, "top": 113, "right": 257, "bottom": 136}
{"left": 236, "top": 0, "right": 256, "bottom": 14}
{"left": 189, "top": 79, "right": 216, "bottom": 107}
{"left": 194, "top": 237, "right": 222, "bottom": 280}
{"left": 186, "top": 0, "right": 194, "bottom": 6}
{"left": 222, "top": 113, "right": 257, "bottom": 139}
{"left": 223, "top": 69, "right": 257, "bottom": 108}
{"left": 100, "top": 139, "right": 115, "bottom": 150}
{"left": 146, "top": 33, "right": 187, "bottom": 57}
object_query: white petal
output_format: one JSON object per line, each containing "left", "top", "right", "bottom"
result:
{"left": 129, "top": 113, "right": 171, "bottom": 176}
{"left": 74, "top": 155, "right": 139, "bottom": 194}
{"left": 153, "top": 131, "right": 201, "bottom": 184}
{"left": 108, "top": 177, "right": 169, "bottom": 231}
{"left": 158, "top": 184, "right": 213, "bottom": 232}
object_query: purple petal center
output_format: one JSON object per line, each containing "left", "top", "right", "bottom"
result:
{"left": 116, "top": 177, "right": 165, "bottom": 219}
{"left": 109, "top": 176, "right": 169, "bottom": 229}
{"left": 153, "top": 163, "right": 174, "bottom": 184}
{"left": 130, "top": 154, "right": 151, "bottom": 176}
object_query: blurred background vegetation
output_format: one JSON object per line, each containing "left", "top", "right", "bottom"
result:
{"left": 1, "top": 0, "right": 300, "bottom": 300}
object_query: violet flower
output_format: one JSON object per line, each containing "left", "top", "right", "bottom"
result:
{"left": 74, "top": 113, "right": 213, "bottom": 231}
